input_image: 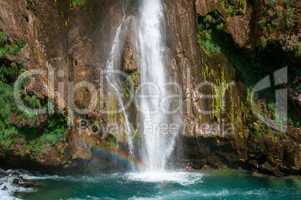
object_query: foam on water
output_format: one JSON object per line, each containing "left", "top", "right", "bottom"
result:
{"left": 0, "top": 172, "right": 33, "bottom": 200}
{"left": 126, "top": 171, "right": 204, "bottom": 186}
{"left": 3, "top": 170, "right": 301, "bottom": 200}
{"left": 24, "top": 171, "right": 203, "bottom": 186}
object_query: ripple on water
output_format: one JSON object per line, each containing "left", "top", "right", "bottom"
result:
{"left": 5, "top": 170, "right": 301, "bottom": 200}
{"left": 127, "top": 188, "right": 268, "bottom": 200}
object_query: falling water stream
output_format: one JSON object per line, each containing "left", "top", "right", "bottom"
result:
{"left": 105, "top": 18, "right": 135, "bottom": 157}
{"left": 138, "top": 0, "right": 178, "bottom": 172}
{"left": 105, "top": 0, "right": 180, "bottom": 172}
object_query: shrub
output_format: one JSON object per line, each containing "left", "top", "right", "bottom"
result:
{"left": 0, "top": 32, "right": 25, "bottom": 58}
{"left": 70, "top": 0, "right": 86, "bottom": 8}
{"left": 295, "top": 42, "right": 301, "bottom": 57}
{"left": 0, "top": 32, "right": 67, "bottom": 157}
{"left": 197, "top": 11, "right": 224, "bottom": 55}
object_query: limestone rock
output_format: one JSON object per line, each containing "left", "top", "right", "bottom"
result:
{"left": 122, "top": 33, "right": 138, "bottom": 73}
{"left": 226, "top": 9, "right": 252, "bottom": 48}
{"left": 195, "top": 0, "right": 219, "bottom": 16}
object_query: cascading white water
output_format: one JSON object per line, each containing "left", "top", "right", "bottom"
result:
{"left": 138, "top": 0, "right": 178, "bottom": 171}
{"left": 104, "top": 0, "right": 180, "bottom": 172}
{"left": 105, "top": 19, "right": 135, "bottom": 157}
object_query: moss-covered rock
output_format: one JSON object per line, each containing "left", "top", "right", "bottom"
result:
{"left": 195, "top": 0, "right": 301, "bottom": 57}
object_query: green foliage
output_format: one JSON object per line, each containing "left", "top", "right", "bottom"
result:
{"left": 288, "top": 117, "right": 301, "bottom": 128}
{"left": 0, "top": 35, "right": 67, "bottom": 157}
{"left": 27, "top": 114, "right": 67, "bottom": 157}
{"left": 197, "top": 10, "right": 301, "bottom": 134}
{"left": 70, "top": 0, "right": 86, "bottom": 8}
{"left": 43, "top": 115, "right": 67, "bottom": 145}
{"left": 201, "top": 63, "right": 215, "bottom": 80}
{"left": 0, "top": 32, "right": 25, "bottom": 58}
{"left": 0, "top": 34, "right": 26, "bottom": 149}
{"left": 201, "top": 64, "right": 239, "bottom": 125}
{"left": 129, "top": 71, "right": 139, "bottom": 89}
{"left": 256, "top": 0, "right": 297, "bottom": 49}
{"left": 122, "top": 71, "right": 139, "bottom": 99}
{"left": 198, "top": 29, "right": 221, "bottom": 55}
{"left": 197, "top": 11, "right": 224, "bottom": 55}
{"left": 284, "top": 7, "right": 295, "bottom": 29}
{"left": 0, "top": 77, "right": 66, "bottom": 150}
{"left": 0, "top": 81, "right": 23, "bottom": 149}
{"left": 0, "top": 82, "right": 19, "bottom": 123}
{"left": 209, "top": 31, "right": 267, "bottom": 87}
{"left": 213, "top": 70, "right": 227, "bottom": 122}
{"left": 104, "top": 134, "right": 118, "bottom": 148}
{"left": 295, "top": 42, "right": 301, "bottom": 57}
{"left": 221, "top": 0, "right": 247, "bottom": 16}
{"left": 0, "top": 63, "right": 23, "bottom": 83}
{"left": 250, "top": 122, "right": 265, "bottom": 139}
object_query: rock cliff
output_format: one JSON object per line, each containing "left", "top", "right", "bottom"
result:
{"left": 0, "top": 0, "right": 300, "bottom": 176}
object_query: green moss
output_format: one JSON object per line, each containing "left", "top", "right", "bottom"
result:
{"left": 0, "top": 63, "right": 23, "bottom": 83}
{"left": 70, "top": 0, "right": 86, "bottom": 8}
{"left": 197, "top": 10, "right": 301, "bottom": 134}
{"left": 104, "top": 134, "right": 118, "bottom": 148}
{"left": 201, "top": 63, "right": 215, "bottom": 80}
{"left": 221, "top": 0, "right": 247, "bottom": 16}
{"left": 0, "top": 32, "right": 25, "bottom": 58}
{"left": 198, "top": 29, "right": 222, "bottom": 55}
{"left": 201, "top": 64, "right": 226, "bottom": 122}
{"left": 284, "top": 7, "right": 295, "bottom": 29}
{"left": 197, "top": 11, "right": 224, "bottom": 55}
{"left": 198, "top": 14, "right": 266, "bottom": 87}
{"left": 295, "top": 42, "right": 301, "bottom": 57}
{"left": 25, "top": 114, "right": 67, "bottom": 158}
{"left": 0, "top": 77, "right": 67, "bottom": 154}
{"left": 120, "top": 70, "right": 139, "bottom": 100}
{"left": 255, "top": 0, "right": 298, "bottom": 50}
{"left": 0, "top": 33, "right": 67, "bottom": 158}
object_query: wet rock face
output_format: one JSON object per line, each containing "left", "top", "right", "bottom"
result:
{"left": 188, "top": 0, "right": 301, "bottom": 176}
{"left": 178, "top": 130, "right": 301, "bottom": 176}
{"left": 225, "top": 9, "right": 252, "bottom": 48}
{"left": 122, "top": 46, "right": 137, "bottom": 72}
{"left": 0, "top": 0, "right": 125, "bottom": 108}
{"left": 0, "top": 0, "right": 128, "bottom": 170}
{"left": 122, "top": 31, "right": 138, "bottom": 73}
{"left": 0, "top": 0, "right": 41, "bottom": 64}
{"left": 165, "top": 0, "right": 207, "bottom": 136}
{"left": 195, "top": 0, "right": 301, "bottom": 51}
{"left": 0, "top": 0, "right": 300, "bottom": 176}
{"left": 289, "top": 77, "right": 301, "bottom": 117}
{"left": 175, "top": 135, "right": 246, "bottom": 169}
{"left": 0, "top": 0, "right": 207, "bottom": 170}
{"left": 195, "top": 0, "right": 252, "bottom": 48}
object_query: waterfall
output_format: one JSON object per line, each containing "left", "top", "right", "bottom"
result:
{"left": 104, "top": 0, "right": 181, "bottom": 172}
{"left": 137, "top": 0, "right": 179, "bottom": 171}
{"left": 105, "top": 18, "right": 135, "bottom": 157}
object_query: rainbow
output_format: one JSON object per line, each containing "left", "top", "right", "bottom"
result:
{"left": 93, "top": 146, "right": 144, "bottom": 171}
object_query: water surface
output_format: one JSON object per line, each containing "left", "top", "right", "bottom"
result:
{"left": 16, "top": 170, "right": 301, "bottom": 200}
